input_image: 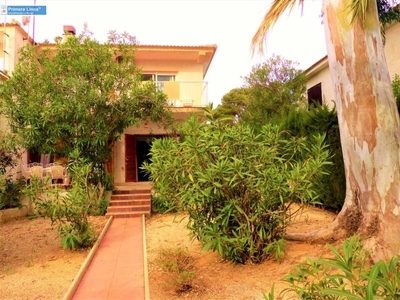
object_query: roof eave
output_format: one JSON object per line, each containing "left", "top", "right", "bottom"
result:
{"left": 304, "top": 55, "right": 328, "bottom": 77}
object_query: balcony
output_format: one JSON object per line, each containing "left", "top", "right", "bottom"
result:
{"left": 156, "top": 81, "right": 209, "bottom": 107}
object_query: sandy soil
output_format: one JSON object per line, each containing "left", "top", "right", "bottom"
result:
{"left": 0, "top": 206, "right": 337, "bottom": 300}
{"left": 145, "top": 206, "right": 338, "bottom": 300}
{"left": 0, "top": 215, "right": 108, "bottom": 300}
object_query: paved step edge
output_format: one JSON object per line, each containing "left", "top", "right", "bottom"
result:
{"left": 107, "top": 205, "right": 150, "bottom": 213}
{"left": 105, "top": 212, "right": 150, "bottom": 218}
{"left": 112, "top": 189, "right": 151, "bottom": 195}
{"left": 111, "top": 194, "right": 151, "bottom": 200}
{"left": 109, "top": 200, "right": 150, "bottom": 206}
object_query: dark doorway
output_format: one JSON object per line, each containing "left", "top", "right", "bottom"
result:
{"left": 126, "top": 135, "right": 164, "bottom": 182}
{"left": 136, "top": 135, "right": 164, "bottom": 182}
{"left": 136, "top": 139, "right": 152, "bottom": 181}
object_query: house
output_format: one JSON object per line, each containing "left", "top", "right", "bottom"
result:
{"left": 113, "top": 44, "right": 216, "bottom": 183}
{"left": 0, "top": 22, "right": 29, "bottom": 181}
{"left": 0, "top": 21, "right": 31, "bottom": 133}
{"left": 0, "top": 21, "right": 34, "bottom": 73}
{"left": 0, "top": 23, "right": 217, "bottom": 184}
{"left": 305, "top": 21, "right": 400, "bottom": 108}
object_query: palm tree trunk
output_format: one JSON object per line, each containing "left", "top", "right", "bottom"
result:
{"left": 287, "top": 0, "right": 400, "bottom": 260}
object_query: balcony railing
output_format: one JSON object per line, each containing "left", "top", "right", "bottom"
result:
{"left": 155, "top": 81, "right": 209, "bottom": 107}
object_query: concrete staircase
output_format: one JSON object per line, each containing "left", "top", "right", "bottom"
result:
{"left": 106, "top": 188, "right": 151, "bottom": 218}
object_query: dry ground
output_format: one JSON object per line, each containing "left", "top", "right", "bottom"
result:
{"left": 0, "top": 215, "right": 108, "bottom": 300}
{"left": 0, "top": 206, "right": 337, "bottom": 300}
{"left": 146, "top": 206, "right": 338, "bottom": 300}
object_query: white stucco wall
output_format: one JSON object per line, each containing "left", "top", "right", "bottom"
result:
{"left": 306, "top": 64, "right": 336, "bottom": 109}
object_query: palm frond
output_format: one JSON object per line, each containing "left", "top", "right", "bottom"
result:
{"left": 251, "top": 0, "right": 304, "bottom": 56}
{"left": 347, "top": 0, "right": 372, "bottom": 24}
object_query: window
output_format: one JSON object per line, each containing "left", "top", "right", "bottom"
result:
{"left": 141, "top": 74, "right": 175, "bottom": 81}
{"left": 142, "top": 74, "right": 176, "bottom": 91}
{"left": 141, "top": 74, "right": 154, "bottom": 81}
{"left": 307, "top": 83, "right": 322, "bottom": 107}
{"left": 157, "top": 75, "right": 175, "bottom": 82}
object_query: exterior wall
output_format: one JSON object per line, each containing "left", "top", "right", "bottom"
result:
{"left": 0, "top": 25, "right": 29, "bottom": 176}
{"left": 306, "top": 64, "right": 336, "bottom": 109}
{"left": 138, "top": 59, "right": 206, "bottom": 106}
{"left": 306, "top": 22, "right": 400, "bottom": 107}
{"left": 138, "top": 60, "right": 204, "bottom": 81}
{"left": 385, "top": 22, "right": 400, "bottom": 80}
{"left": 0, "top": 24, "right": 31, "bottom": 179}
{"left": 0, "top": 24, "right": 31, "bottom": 74}
{"left": 113, "top": 108, "right": 202, "bottom": 183}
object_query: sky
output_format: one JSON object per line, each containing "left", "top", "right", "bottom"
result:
{"left": 1, "top": 0, "right": 327, "bottom": 106}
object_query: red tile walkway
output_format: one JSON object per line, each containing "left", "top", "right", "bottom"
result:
{"left": 71, "top": 217, "right": 146, "bottom": 300}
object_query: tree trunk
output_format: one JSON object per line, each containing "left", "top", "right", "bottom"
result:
{"left": 287, "top": 0, "right": 400, "bottom": 260}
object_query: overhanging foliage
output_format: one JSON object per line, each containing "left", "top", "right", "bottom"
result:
{"left": 0, "top": 29, "right": 172, "bottom": 167}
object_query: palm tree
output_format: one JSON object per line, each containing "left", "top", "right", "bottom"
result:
{"left": 252, "top": 0, "right": 400, "bottom": 260}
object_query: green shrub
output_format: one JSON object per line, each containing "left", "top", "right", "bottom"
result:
{"left": 142, "top": 137, "right": 181, "bottom": 212}
{"left": 143, "top": 107, "right": 331, "bottom": 264}
{"left": 24, "top": 149, "right": 100, "bottom": 249}
{"left": 89, "top": 195, "right": 109, "bottom": 216}
{"left": 89, "top": 163, "right": 114, "bottom": 191}
{"left": 280, "top": 105, "right": 345, "bottom": 212}
{"left": 0, "top": 131, "right": 23, "bottom": 210}
{"left": 150, "top": 194, "right": 177, "bottom": 214}
{"left": 393, "top": 74, "right": 400, "bottom": 114}
{"left": 265, "top": 235, "right": 400, "bottom": 299}
{"left": 157, "top": 247, "right": 196, "bottom": 294}
{"left": 0, "top": 176, "right": 25, "bottom": 210}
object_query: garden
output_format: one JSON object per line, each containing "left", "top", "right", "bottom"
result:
{"left": 1, "top": 11, "right": 400, "bottom": 298}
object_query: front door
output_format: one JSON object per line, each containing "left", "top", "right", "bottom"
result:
{"left": 125, "top": 134, "right": 137, "bottom": 182}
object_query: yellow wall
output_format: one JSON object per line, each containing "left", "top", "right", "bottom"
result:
{"left": 138, "top": 60, "right": 204, "bottom": 81}
{"left": 385, "top": 22, "right": 400, "bottom": 80}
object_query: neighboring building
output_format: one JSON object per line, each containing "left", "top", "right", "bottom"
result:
{"left": 0, "top": 23, "right": 217, "bottom": 183}
{"left": 0, "top": 21, "right": 33, "bottom": 136}
{"left": 0, "top": 22, "right": 26, "bottom": 172}
{"left": 305, "top": 21, "right": 400, "bottom": 108}
{"left": 0, "top": 69, "right": 9, "bottom": 137}
{"left": 0, "top": 21, "right": 34, "bottom": 75}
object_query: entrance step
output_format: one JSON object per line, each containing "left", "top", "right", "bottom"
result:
{"left": 106, "top": 188, "right": 151, "bottom": 218}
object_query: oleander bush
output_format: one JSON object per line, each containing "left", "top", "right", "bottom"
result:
{"left": 279, "top": 105, "right": 345, "bottom": 212}
{"left": 143, "top": 107, "right": 331, "bottom": 263}
{"left": 0, "top": 131, "right": 24, "bottom": 210}
{"left": 24, "top": 150, "right": 102, "bottom": 249}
